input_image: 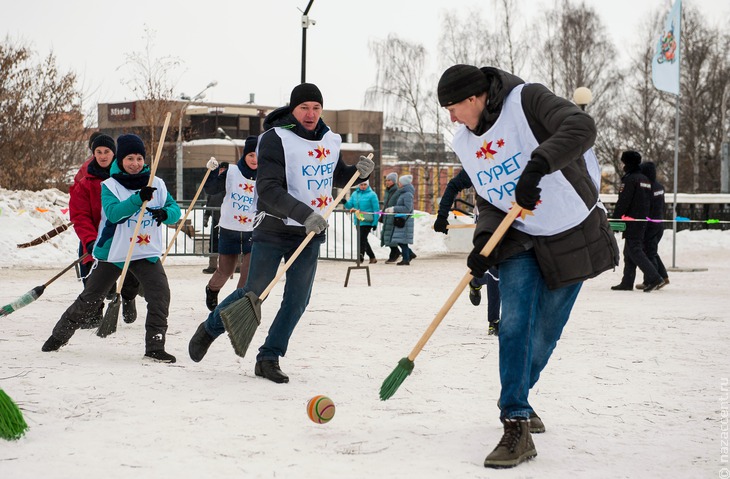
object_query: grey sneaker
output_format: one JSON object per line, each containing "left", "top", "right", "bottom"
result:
{"left": 484, "top": 418, "right": 537, "bottom": 469}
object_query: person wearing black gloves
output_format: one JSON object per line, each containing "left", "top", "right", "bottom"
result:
{"left": 611, "top": 151, "right": 663, "bottom": 292}
{"left": 433, "top": 169, "right": 501, "bottom": 334}
{"left": 189, "top": 83, "right": 374, "bottom": 383}
{"left": 437, "top": 64, "right": 618, "bottom": 469}
{"left": 42, "top": 134, "right": 182, "bottom": 363}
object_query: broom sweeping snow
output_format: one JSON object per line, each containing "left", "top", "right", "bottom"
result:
{"left": 0, "top": 388, "right": 28, "bottom": 440}
{"left": 379, "top": 205, "right": 521, "bottom": 400}
{"left": 0, "top": 254, "right": 89, "bottom": 317}
{"left": 220, "top": 155, "right": 373, "bottom": 358}
{"left": 97, "top": 112, "right": 171, "bottom": 338}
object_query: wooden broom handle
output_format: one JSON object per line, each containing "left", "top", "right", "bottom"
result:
{"left": 115, "top": 112, "right": 171, "bottom": 293}
{"left": 407, "top": 205, "right": 522, "bottom": 361}
{"left": 258, "top": 154, "right": 373, "bottom": 302}
{"left": 161, "top": 158, "right": 218, "bottom": 263}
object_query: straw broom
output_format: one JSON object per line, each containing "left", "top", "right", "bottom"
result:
{"left": 220, "top": 154, "right": 373, "bottom": 358}
{"left": 97, "top": 112, "right": 171, "bottom": 338}
{"left": 0, "top": 254, "right": 89, "bottom": 317}
{"left": 379, "top": 205, "right": 522, "bottom": 400}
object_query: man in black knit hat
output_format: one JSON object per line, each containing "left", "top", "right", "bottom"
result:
{"left": 437, "top": 64, "right": 618, "bottom": 468}
{"left": 189, "top": 83, "right": 375, "bottom": 383}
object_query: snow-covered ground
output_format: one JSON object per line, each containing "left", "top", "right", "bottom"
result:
{"left": 1, "top": 188, "right": 729, "bottom": 478}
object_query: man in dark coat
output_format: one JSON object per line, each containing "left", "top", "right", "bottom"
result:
{"left": 611, "top": 151, "right": 663, "bottom": 292}
{"left": 437, "top": 64, "right": 618, "bottom": 468}
{"left": 637, "top": 161, "right": 669, "bottom": 289}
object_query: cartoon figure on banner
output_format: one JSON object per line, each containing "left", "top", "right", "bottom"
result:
{"left": 656, "top": 23, "right": 677, "bottom": 64}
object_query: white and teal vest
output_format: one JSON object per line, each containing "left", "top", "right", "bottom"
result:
{"left": 218, "top": 166, "right": 256, "bottom": 232}
{"left": 276, "top": 127, "right": 342, "bottom": 227}
{"left": 451, "top": 84, "right": 597, "bottom": 236}
{"left": 101, "top": 177, "right": 167, "bottom": 262}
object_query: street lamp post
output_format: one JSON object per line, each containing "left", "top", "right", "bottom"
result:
{"left": 176, "top": 80, "right": 217, "bottom": 201}
{"left": 300, "top": 0, "right": 315, "bottom": 83}
{"left": 573, "top": 86, "right": 593, "bottom": 111}
{"left": 217, "top": 127, "right": 240, "bottom": 161}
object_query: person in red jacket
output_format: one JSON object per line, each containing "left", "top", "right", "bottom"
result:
{"left": 69, "top": 133, "right": 139, "bottom": 327}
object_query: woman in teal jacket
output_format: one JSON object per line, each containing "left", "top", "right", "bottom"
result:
{"left": 344, "top": 180, "right": 380, "bottom": 263}
{"left": 42, "top": 134, "right": 181, "bottom": 363}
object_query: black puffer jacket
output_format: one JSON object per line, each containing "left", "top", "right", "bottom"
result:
{"left": 639, "top": 162, "right": 665, "bottom": 235}
{"left": 613, "top": 164, "right": 652, "bottom": 239}
{"left": 470, "top": 67, "right": 619, "bottom": 289}
{"left": 254, "top": 106, "right": 359, "bottom": 241}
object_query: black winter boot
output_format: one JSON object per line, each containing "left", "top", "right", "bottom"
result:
{"left": 484, "top": 418, "right": 537, "bottom": 468}
{"left": 122, "top": 298, "right": 137, "bottom": 324}
{"left": 144, "top": 350, "right": 177, "bottom": 363}
{"left": 41, "top": 335, "right": 68, "bottom": 352}
{"left": 205, "top": 285, "right": 219, "bottom": 312}
{"left": 469, "top": 280, "right": 482, "bottom": 306}
{"left": 255, "top": 360, "right": 289, "bottom": 383}
{"left": 189, "top": 322, "right": 216, "bottom": 362}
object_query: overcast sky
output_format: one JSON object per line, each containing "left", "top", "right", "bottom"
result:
{"left": 2, "top": 0, "right": 728, "bottom": 117}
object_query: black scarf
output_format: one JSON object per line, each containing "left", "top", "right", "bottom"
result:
{"left": 112, "top": 170, "right": 151, "bottom": 190}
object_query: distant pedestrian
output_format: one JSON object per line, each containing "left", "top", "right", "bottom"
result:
{"left": 636, "top": 161, "right": 669, "bottom": 289}
{"left": 345, "top": 179, "right": 380, "bottom": 264}
{"left": 611, "top": 151, "right": 664, "bottom": 292}
{"left": 383, "top": 175, "right": 415, "bottom": 265}
{"left": 381, "top": 172, "right": 402, "bottom": 263}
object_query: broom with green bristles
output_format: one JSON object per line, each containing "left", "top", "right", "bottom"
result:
{"left": 0, "top": 388, "right": 28, "bottom": 440}
{"left": 220, "top": 154, "right": 373, "bottom": 358}
{"left": 379, "top": 205, "right": 522, "bottom": 401}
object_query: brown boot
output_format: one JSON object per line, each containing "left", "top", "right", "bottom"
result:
{"left": 484, "top": 418, "right": 537, "bottom": 469}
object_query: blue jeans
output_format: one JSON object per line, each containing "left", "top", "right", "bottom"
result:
{"left": 204, "top": 236, "right": 321, "bottom": 362}
{"left": 497, "top": 250, "right": 582, "bottom": 420}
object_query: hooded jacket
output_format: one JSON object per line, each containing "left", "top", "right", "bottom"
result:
{"left": 254, "top": 106, "right": 359, "bottom": 240}
{"left": 69, "top": 157, "right": 111, "bottom": 263}
{"left": 469, "top": 67, "right": 618, "bottom": 289}
{"left": 344, "top": 184, "right": 380, "bottom": 227}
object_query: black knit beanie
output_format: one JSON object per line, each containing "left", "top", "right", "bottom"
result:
{"left": 289, "top": 83, "right": 323, "bottom": 108}
{"left": 243, "top": 135, "right": 258, "bottom": 157}
{"left": 116, "top": 134, "right": 146, "bottom": 161}
{"left": 91, "top": 134, "right": 116, "bottom": 155}
{"left": 88, "top": 131, "right": 103, "bottom": 151}
{"left": 620, "top": 150, "right": 642, "bottom": 166}
{"left": 437, "top": 64, "right": 489, "bottom": 107}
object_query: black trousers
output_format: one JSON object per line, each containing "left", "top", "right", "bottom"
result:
{"left": 51, "top": 260, "right": 170, "bottom": 352}
{"left": 643, "top": 227, "right": 668, "bottom": 281}
{"left": 621, "top": 236, "right": 661, "bottom": 286}
{"left": 357, "top": 225, "right": 375, "bottom": 260}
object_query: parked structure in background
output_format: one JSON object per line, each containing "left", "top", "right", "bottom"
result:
{"left": 97, "top": 100, "right": 382, "bottom": 201}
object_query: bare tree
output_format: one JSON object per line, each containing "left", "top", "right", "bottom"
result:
{"left": 0, "top": 38, "right": 86, "bottom": 191}
{"left": 677, "top": 6, "right": 729, "bottom": 192}
{"left": 366, "top": 34, "right": 444, "bottom": 211}
{"left": 118, "top": 26, "right": 181, "bottom": 156}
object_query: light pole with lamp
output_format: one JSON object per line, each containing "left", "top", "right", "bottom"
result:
{"left": 300, "top": 0, "right": 315, "bottom": 83}
{"left": 573, "top": 86, "right": 592, "bottom": 111}
{"left": 176, "top": 80, "right": 217, "bottom": 201}
{"left": 217, "top": 127, "right": 240, "bottom": 161}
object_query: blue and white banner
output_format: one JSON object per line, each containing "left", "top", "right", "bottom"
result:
{"left": 651, "top": 0, "right": 681, "bottom": 95}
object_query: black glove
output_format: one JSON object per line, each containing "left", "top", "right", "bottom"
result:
{"left": 433, "top": 215, "right": 449, "bottom": 235}
{"left": 86, "top": 241, "right": 95, "bottom": 254}
{"left": 148, "top": 208, "right": 168, "bottom": 226}
{"left": 139, "top": 186, "right": 157, "bottom": 202}
{"left": 466, "top": 237, "right": 492, "bottom": 279}
{"left": 515, "top": 157, "right": 549, "bottom": 210}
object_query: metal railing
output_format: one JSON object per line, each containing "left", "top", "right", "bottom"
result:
{"left": 164, "top": 203, "right": 365, "bottom": 259}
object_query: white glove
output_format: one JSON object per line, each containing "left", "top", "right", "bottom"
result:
{"left": 385, "top": 207, "right": 394, "bottom": 213}
{"left": 303, "top": 212, "right": 328, "bottom": 235}
{"left": 356, "top": 155, "right": 375, "bottom": 179}
{"left": 206, "top": 157, "right": 219, "bottom": 170}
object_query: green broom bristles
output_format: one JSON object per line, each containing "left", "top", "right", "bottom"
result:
{"left": 96, "top": 294, "right": 120, "bottom": 338}
{"left": 220, "top": 291, "right": 262, "bottom": 358}
{"left": 379, "top": 357, "right": 415, "bottom": 401}
{"left": 0, "top": 389, "right": 28, "bottom": 441}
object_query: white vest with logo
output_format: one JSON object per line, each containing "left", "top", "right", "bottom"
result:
{"left": 451, "top": 84, "right": 596, "bottom": 236}
{"left": 276, "top": 127, "right": 342, "bottom": 227}
{"left": 101, "top": 176, "right": 167, "bottom": 262}
{"left": 218, "top": 165, "right": 256, "bottom": 232}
